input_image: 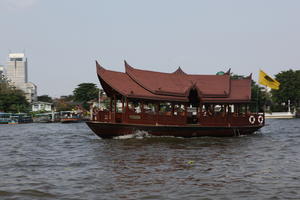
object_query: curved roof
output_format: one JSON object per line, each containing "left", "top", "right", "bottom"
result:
{"left": 97, "top": 62, "right": 187, "bottom": 102}
{"left": 96, "top": 61, "right": 252, "bottom": 103}
{"left": 125, "top": 61, "right": 230, "bottom": 97}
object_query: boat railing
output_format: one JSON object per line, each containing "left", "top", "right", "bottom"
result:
{"left": 95, "top": 110, "right": 264, "bottom": 126}
{"left": 96, "top": 110, "right": 186, "bottom": 125}
{"left": 199, "top": 112, "right": 264, "bottom": 126}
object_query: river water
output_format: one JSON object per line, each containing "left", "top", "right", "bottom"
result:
{"left": 0, "top": 119, "right": 299, "bottom": 200}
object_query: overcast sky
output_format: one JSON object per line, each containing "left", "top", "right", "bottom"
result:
{"left": 0, "top": 0, "right": 299, "bottom": 97}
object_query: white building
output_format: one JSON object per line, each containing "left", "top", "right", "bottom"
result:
{"left": 31, "top": 101, "right": 53, "bottom": 112}
{"left": 5, "top": 53, "right": 37, "bottom": 102}
{"left": 0, "top": 65, "right": 5, "bottom": 78}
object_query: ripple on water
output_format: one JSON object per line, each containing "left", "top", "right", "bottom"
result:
{"left": 0, "top": 190, "right": 57, "bottom": 199}
{"left": 0, "top": 119, "right": 300, "bottom": 199}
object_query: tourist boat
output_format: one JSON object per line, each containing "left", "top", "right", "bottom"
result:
{"left": 86, "top": 61, "right": 265, "bottom": 138}
{"left": 0, "top": 112, "right": 13, "bottom": 124}
{"left": 0, "top": 112, "right": 32, "bottom": 124}
{"left": 33, "top": 112, "right": 60, "bottom": 123}
{"left": 60, "top": 111, "right": 82, "bottom": 123}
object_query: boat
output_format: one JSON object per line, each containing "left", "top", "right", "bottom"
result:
{"left": 0, "top": 112, "right": 13, "bottom": 124}
{"left": 0, "top": 112, "right": 32, "bottom": 124}
{"left": 12, "top": 113, "right": 33, "bottom": 123}
{"left": 86, "top": 61, "right": 265, "bottom": 139}
{"left": 33, "top": 112, "right": 60, "bottom": 123}
{"left": 60, "top": 111, "right": 82, "bottom": 123}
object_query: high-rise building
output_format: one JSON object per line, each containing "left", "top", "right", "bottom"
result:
{"left": 6, "top": 53, "right": 37, "bottom": 102}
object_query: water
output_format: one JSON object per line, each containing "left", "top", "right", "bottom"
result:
{"left": 0, "top": 119, "right": 300, "bottom": 200}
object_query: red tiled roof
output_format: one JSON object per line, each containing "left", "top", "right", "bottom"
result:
{"left": 97, "top": 63, "right": 187, "bottom": 102}
{"left": 202, "top": 79, "right": 251, "bottom": 103}
{"left": 96, "top": 61, "right": 252, "bottom": 103}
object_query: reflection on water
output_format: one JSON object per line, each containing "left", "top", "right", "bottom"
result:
{"left": 0, "top": 119, "right": 300, "bottom": 199}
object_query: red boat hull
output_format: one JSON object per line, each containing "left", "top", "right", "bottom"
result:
{"left": 86, "top": 121, "right": 263, "bottom": 139}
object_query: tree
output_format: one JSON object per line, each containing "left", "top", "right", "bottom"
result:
{"left": 0, "top": 74, "right": 30, "bottom": 113}
{"left": 0, "top": 88, "right": 29, "bottom": 113}
{"left": 73, "top": 83, "right": 99, "bottom": 110}
{"left": 37, "top": 95, "right": 53, "bottom": 103}
{"left": 53, "top": 95, "right": 75, "bottom": 112}
{"left": 251, "top": 81, "right": 270, "bottom": 112}
{"left": 271, "top": 69, "right": 300, "bottom": 111}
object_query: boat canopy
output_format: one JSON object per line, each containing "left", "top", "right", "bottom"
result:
{"left": 96, "top": 61, "right": 252, "bottom": 103}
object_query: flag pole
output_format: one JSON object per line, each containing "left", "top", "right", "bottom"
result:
{"left": 264, "top": 85, "right": 267, "bottom": 114}
{"left": 256, "top": 69, "right": 260, "bottom": 113}
{"left": 256, "top": 86, "right": 259, "bottom": 113}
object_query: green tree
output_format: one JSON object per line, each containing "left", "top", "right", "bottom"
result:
{"left": 53, "top": 95, "right": 75, "bottom": 112}
{"left": 0, "top": 75, "right": 29, "bottom": 113}
{"left": 271, "top": 69, "right": 300, "bottom": 111}
{"left": 73, "top": 83, "right": 99, "bottom": 110}
{"left": 251, "top": 81, "right": 270, "bottom": 112}
{"left": 37, "top": 95, "right": 53, "bottom": 103}
{"left": 0, "top": 89, "right": 29, "bottom": 113}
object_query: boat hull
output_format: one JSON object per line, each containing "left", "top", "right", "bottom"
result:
{"left": 86, "top": 121, "right": 263, "bottom": 139}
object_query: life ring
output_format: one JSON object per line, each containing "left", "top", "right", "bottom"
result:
{"left": 258, "top": 115, "right": 264, "bottom": 124}
{"left": 249, "top": 115, "right": 255, "bottom": 124}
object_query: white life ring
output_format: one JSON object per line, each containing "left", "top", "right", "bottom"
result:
{"left": 258, "top": 115, "right": 264, "bottom": 124}
{"left": 249, "top": 115, "right": 255, "bottom": 124}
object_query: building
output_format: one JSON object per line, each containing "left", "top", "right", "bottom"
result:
{"left": 31, "top": 101, "right": 53, "bottom": 112}
{"left": 5, "top": 53, "right": 37, "bottom": 102}
{"left": 0, "top": 65, "right": 4, "bottom": 78}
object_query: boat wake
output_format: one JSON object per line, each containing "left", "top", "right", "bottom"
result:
{"left": 113, "top": 130, "right": 151, "bottom": 139}
{"left": 112, "top": 130, "right": 186, "bottom": 140}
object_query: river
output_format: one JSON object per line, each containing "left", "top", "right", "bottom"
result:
{"left": 0, "top": 119, "right": 299, "bottom": 200}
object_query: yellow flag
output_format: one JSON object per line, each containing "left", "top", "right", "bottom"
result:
{"left": 259, "top": 70, "right": 280, "bottom": 90}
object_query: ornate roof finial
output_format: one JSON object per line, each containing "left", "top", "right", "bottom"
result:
{"left": 124, "top": 60, "right": 134, "bottom": 71}
{"left": 96, "top": 60, "right": 105, "bottom": 70}
{"left": 173, "top": 66, "right": 186, "bottom": 75}
{"left": 246, "top": 73, "right": 252, "bottom": 79}
{"left": 225, "top": 68, "right": 231, "bottom": 75}
{"left": 95, "top": 60, "right": 106, "bottom": 75}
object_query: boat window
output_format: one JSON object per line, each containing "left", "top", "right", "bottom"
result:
{"left": 228, "top": 105, "right": 234, "bottom": 113}
{"left": 214, "top": 105, "right": 222, "bottom": 112}
{"left": 128, "top": 101, "right": 141, "bottom": 114}
{"left": 159, "top": 102, "right": 172, "bottom": 116}
{"left": 238, "top": 104, "right": 249, "bottom": 115}
{"left": 111, "top": 98, "right": 116, "bottom": 112}
{"left": 174, "top": 104, "right": 185, "bottom": 116}
{"left": 116, "top": 99, "right": 123, "bottom": 113}
{"left": 231, "top": 104, "right": 240, "bottom": 116}
{"left": 204, "top": 104, "right": 215, "bottom": 116}
{"left": 249, "top": 104, "right": 256, "bottom": 113}
{"left": 187, "top": 105, "right": 198, "bottom": 116}
{"left": 143, "top": 103, "right": 156, "bottom": 115}
{"left": 100, "top": 97, "right": 110, "bottom": 111}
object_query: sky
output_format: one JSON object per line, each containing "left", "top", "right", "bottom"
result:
{"left": 0, "top": 0, "right": 299, "bottom": 97}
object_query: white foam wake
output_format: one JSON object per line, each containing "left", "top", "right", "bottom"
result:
{"left": 113, "top": 130, "right": 151, "bottom": 139}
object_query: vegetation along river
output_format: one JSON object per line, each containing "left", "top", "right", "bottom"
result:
{"left": 0, "top": 119, "right": 299, "bottom": 200}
